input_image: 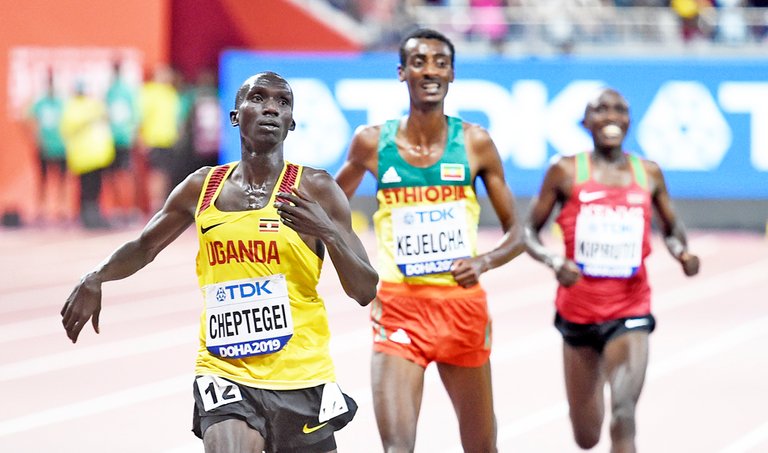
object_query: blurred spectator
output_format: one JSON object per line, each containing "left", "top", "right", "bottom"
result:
{"left": 671, "top": 0, "right": 714, "bottom": 42}
{"left": 326, "top": 0, "right": 364, "bottom": 20}
{"left": 749, "top": 0, "right": 768, "bottom": 39}
{"left": 60, "top": 80, "right": 115, "bottom": 230}
{"left": 139, "top": 65, "right": 181, "bottom": 215}
{"left": 105, "top": 59, "right": 141, "bottom": 225}
{"left": 356, "top": 0, "right": 418, "bottom": 49}
{"left": 173, "top": 67, "right": 222, "bottom": 187}
{"left": 714, "top": 0, "right": 748, "bottom": 44}
{"left": 468, "top": 0, "right": 510, "bottom": 53}
{"left": 27, "top": 68, "right": 71, "bottom": 226}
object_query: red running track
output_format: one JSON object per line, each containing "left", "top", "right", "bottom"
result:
{"left": 1, "top": 226, "right": 766, "bottom": 452}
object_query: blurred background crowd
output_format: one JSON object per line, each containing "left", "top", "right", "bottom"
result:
{"left": 327, "top": 0, "right": 768, "bottom": 54}
{"left": 3, "top": 0, "right": 767, "bottom": 231}
{"left": 24, "top": 60, "right": 221, "bottom": 229}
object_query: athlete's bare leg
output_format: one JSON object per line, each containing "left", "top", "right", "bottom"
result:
{"left": 371, "top": 351, "right": 425, "bottom": 453}
{"left": 437, "top": 360, "right": 497, "bottom": 453}
{"left": 203, "top": 418, "right": 264, "bottom": 453}
{"left": 563, "top": 343, "right": 605, "bottom": 449}
{"left": 603, "top": 331, "right": 649, "bottom": 453}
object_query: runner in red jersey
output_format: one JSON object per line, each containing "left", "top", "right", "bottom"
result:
{"left": 524, "top": 88, "right": 700, "bottom": 453}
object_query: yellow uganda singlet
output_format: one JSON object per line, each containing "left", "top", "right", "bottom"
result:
{"left": 194, "top": 162, "right": 335, "bottom": 390}
{"left": 373, "top": 116, "right": 481, "bottom": 286}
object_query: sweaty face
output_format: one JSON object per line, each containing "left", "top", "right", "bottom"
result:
{"left": 233, "top": 73, "right": 294, "bottom": 144}
{"left": 583, "top": 90, "right": 630, "bottom": 149}
{"left": 399, "top": 38, "right": 454, "bottom": 105}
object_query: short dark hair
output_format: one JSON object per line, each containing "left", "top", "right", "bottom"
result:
{"left": 398, "top": 28, "right": 455, "bottom": 67}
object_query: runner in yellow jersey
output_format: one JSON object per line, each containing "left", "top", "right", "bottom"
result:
{"left": 335, "top": 28, "right": 524, "bottom": 452}
{"left": 61, "top": 72, "right": 378, "bottom": 453}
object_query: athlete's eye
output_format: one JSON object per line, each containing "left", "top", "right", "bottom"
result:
{"left": 410, "top": 58, "right": 425, "bottom": 68}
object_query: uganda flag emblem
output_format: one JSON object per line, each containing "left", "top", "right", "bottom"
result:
{"left": 259, "top": 218, "right": 280, "bottom": 233}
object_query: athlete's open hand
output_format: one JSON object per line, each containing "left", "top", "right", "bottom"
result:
{"left": 275, "top": 187, "right": 334, "bottom": 239}
{"left": 61, "top": 276, "right": 102, "bottom": 343}
{"left": 680, "top": 252, "right": 700, "bottom": 277}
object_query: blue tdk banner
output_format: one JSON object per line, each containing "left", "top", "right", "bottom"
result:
{"left": 219, "top": 51, "right": 768, "bottom": 199}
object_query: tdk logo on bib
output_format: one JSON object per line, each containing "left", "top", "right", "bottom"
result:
{"left": 214, "top": 280, "right": 273, "bottom": 303}
{"left": 404, "top": 207, "right": 455, "bottom": 225}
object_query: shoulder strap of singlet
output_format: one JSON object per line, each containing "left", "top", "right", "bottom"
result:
{"left": 575, "top": 152, "right": 591, "bottom": 185}
{"left": 377, "top": 119, "right": 400, "bottom": 156}
{"left": 197, "top": 164, "right": 232, "bottom": 216}
{"left": 628, "top": 153, "right": 649, "bottom": 191}
{"left": 276, "top": 163, "right": 300, "bottom": 202}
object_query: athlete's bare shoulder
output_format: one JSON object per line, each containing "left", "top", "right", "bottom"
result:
{"left": 297, "top": 166, "right": 339, "bottom": 196}
{"left": 344, "top": 124, "right": 382, "bottom": 173}
{"left": 543, "top": 154, "right": 578, "bottom": 198}
{"left": 549, "top": 154, "right": 576, "bottom": 180}
{"left": 161, "top": 166, "right": 215, "bottom": 216}
{"left": 461, "top": 121, "right": 494, "bottom": 148}
{"left": 182, "top": 166, "right": 214, "bottom": 193}
{"left": 350, "top": 124, "right": 382, "bottom": 152}
{"left": 638, "top": 156, "right": 662, "bottom": 176}
{"left": 638, "top": 155, "right": 664, "bottom": 194}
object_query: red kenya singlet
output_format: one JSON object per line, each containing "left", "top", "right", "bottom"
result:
{"left": 555, "top": 152, "right": 653, "bottom": 324}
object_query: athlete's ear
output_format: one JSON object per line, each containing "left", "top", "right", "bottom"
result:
{"left": 397, "top": 65, "right": 405, "bottom": 82}
{"left": 229, "top": 110, "right": 238, "bottom": 127}
{"left": 289, "top": 119, "right": 296, "bottom": 131}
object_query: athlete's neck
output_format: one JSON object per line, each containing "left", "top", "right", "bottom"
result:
{"left": 402, "top": 111, "right": 447, "bottom": 150}
{"left": 237, "top": 152, "right": 285, "bottom": 187}
{"left": 593, "top": 147, "right": 625, "bottom": 163}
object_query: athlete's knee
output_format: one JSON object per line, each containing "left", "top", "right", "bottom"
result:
{"left": 572, "top": 426, "right": 601, "bottom": 449}
{"left": 379, "top": 429, "right": 417, "bottom": 453}
{"left": 610, "top": 402, "right": 637, "bottom": 439}
{"left": 454, "top": 407, "right": 496, "bottom": 452}
{"left": 462, "top": 440, "right": 497, "bottom": 453}
{"left": 381, "top": 439, "right": 416, "bottom": 453}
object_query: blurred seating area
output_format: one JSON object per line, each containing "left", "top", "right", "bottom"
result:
{"left": 320, "top": 0, "right": 768, "bottom": 55}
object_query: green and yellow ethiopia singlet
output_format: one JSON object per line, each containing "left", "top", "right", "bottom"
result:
{"left": 193, "top": 162, "right": 334, "bottom": 390}
{"left": 373, "top": 116, "right": 480, "bottom": 286}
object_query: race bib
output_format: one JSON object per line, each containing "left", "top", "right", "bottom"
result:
{"left": 319, "top": 382, "right": 349, "bottom": 423}
{"left": 204, "top": 274, "right": 293, "bottom": 358}
{"left": 195, "top": 375, "right": 243, "bottom": 412}
{"left": 574, "top": 205, "right": 644, "bottom": 278}
{"left": 391, "top": 200, "right": 471, "bottom": 277}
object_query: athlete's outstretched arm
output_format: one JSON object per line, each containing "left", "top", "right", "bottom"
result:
{"left": 335, "top": 125, "right": 379, "bottom": 199}
{"left": 523, "top": 158, "right": 581, "bottom": 287}
{"left": 61, "top": 169, "right": 206, "bottom": 343}
{"left": 275, "top": 170, "right": 378, "bottom": 306}
{"left": 645, "top": 160, "right": 700, "bottom": 277}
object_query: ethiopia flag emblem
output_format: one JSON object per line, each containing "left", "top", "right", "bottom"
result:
{"left": 440, "top": 163, "right": 465, "bottom": 181}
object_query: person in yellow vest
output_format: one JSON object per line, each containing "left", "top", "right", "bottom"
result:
{"left": 59, "top": 79, "right": 115, "bottom": 229}
{"left": 139, "top": 65, "right": 181, "bottom": 214}
{"left": 61, "top": 72, "right": 378, "bottom": 453}
{"left": 335, "top": 28, "right": 524, "bottom": 452}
